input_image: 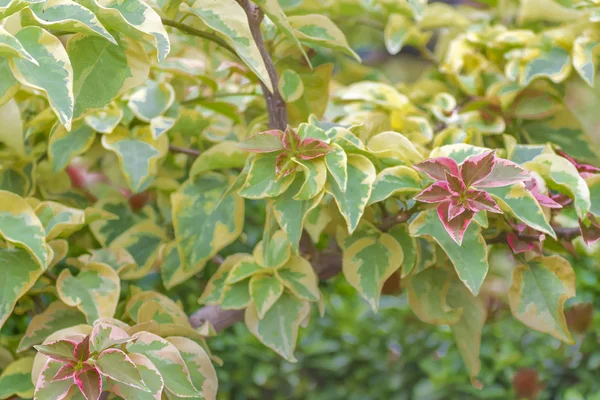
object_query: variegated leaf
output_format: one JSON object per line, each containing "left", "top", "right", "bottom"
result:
{"left": 324, "top": 142, "right": 347, "bottom": 192}
{"left": 253, "top": 229, "right": 292, "bottom": 269}
{"left": 10, "top": 26, "right": 73, "bottom": 129}
{"left": 48, "top": 121, "right": 96, "bottom": 173}
{"left": 278, "top": 69, "right": 304, "bottom": 102}
{"left": 407, "top": 267, "right": 462, "bottom": 325}
{"left": 244, "top": 291, "right": 310, "bottom": 362}
{"left": 0, "top": 357, "right": 35, "bottom": 399}
{"left": 95, "top": 348, "right": 148, "bottom": 391}
{"left": 190, "top": 141, "right": 248, "bottom": 176}
{"left": 276, "top": 255, "right": 320, "bottom": 302}
{"left": 288, "top": 14, "right": 360, "bottom": 62}
{"left": 521, "top": 46, "right": 571, "bottom": 86}
{"left": 22, "top": 0, "right": 116, "bottom": 44}
{"left": 327, "top": 154, "right": 376, "bottom": 233}
{"left": 34, "top": 201, "right": 87, "bottom": 240}
{"left": 102, "top": 126, "right": 168, "bottom": 193}
{"left": 67, "top": 32, "right": 149, "bottom": 119}
{"left": 84, "top": 105, "right": 123, "bottom": 134}
{"left": 0, "top": 57, "right": 18, "bottom": 105}
{"left": 0, "top": 26, "right": 36, "bottom": 63}
{"left": 409, "top": 209, "right": 489, "bottom": 296}
{"left": 125, "top": 291, "right": 190, "bottom": 327}
{"left": 0, "top": 0, "right": 45, "bottom": 23}
{"left": 342, "top": 232, "right": 403, "bottom": 311}
{"left": 239, "top": 153, "right": 295, "bottom": 199}
{"left": 368, "top": 166, "right": 421, "bottom": 205}
{"left": 388, "top": 224, "right": 417, "bottom": 277}
{"left": 172, "top": 172, "right": 244, "bottom": 272}
{"left": 199, "top": 254, "right": 251, "bottom": 305}
{"left": 573, "top": 36, "right": 600, "bottom": 86}
{"left": 367, "top": 131, "right": 424, "bottom": 165}
{"left": 128, "top": 80, "right": 175, "bottom": 122}
{"left": 17, "top": 301, "right": 86, "bottom": 352}
{"left": 89, "top": 196, "right": 140, "bottom": 247}
{"left": 126, "top": 332, "right": 200, "bottom": 397}
{"left": 293, "top": 158, "right": 326, "bottom": 200}
{"left": 81, "top": 0, "right": 170, "bottom": 61}
{"left": 525, "top": 154, "right": 591, "bottom": 219}
{"left": 166, "top": 337, "right": 218, "bottom": 400}
{"left": 250, "top": 274, "right": 284, "bottom": 319}
{"left": 0, "top": 98, "right": 25, "bottom": 157}
{"left": 56, "top": 262, "right": 120, "bottom": 323}
{"left": 90, "top": 322, "right": 131, "bottom": 353}
{"left": 109, "top": 353, "right": 163, "bottom": 400}
{"left": 508, "top": 255, "right": 576, "bottom": 344}
{"left": 485, "top": 183, "right": 556, "bottom": 238}
{"left": 33, "top": 359, "right": 74, "bottom": 400}
{"left": 185, "top": 0, "right": 273, "bottom": 92}
{"left": 221, "top": 280, "right": 252, "bottom": 310}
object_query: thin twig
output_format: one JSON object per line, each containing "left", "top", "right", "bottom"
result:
{"left": 235, "top": 0, "right": 288, "bottom": 130}
{"left": 169, "top": 145, "right": 201, "bottom": 157}
{"left": 162, "top": 19, "right": 238, "bottom": 57}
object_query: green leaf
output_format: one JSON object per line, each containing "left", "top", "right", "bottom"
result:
{"left": 0, "top": 248, "right": 44, "bottom": 330}
{"left": 367, "top": 166, "right": 421, "bottom": 205}
{"left": 0, "top": 357, "right": 35, "bottom": 399}
{"left": 239, "top": 153, "right": 295, "bottom": 199}
{"left": 32, "top": 360, "right": 74, "bottom": 400}
{"left": 84, "top": 105, "right": 123, "bottom": 134}
{"left": 95, "top": 348, "right": 148, "bottom": 391}
{"left": 587, "top": 175, "right": 600, "bottom": 217}
{"left": 521, "top": 46, "right": 571, "bottom": 86}
{"left": 0, "top": 26, "right": 36, "bottom": 63}
{"left": 221, "top": 280, "right": 252, "bottom": 310}
{"left": 0, "top": 0, "right": 44, "bottom": 20}
{"left": 102, "top": 126, "right": 167, "bottom": 193}
{"left": 226, "top": 258, "right": 263, "bottom": 284}
{"left": 128, "top": 80, "right": 175, "bottom": 122}
{"left": 407, "top": 268, "right": 462, "bottom": 325}
{"left": 67, "top": 32, "right": 150, "bottom": 119}
{"left": 521, "top": 108, "right": 599, "bottom": 164}
{"left": 90, "top": 322, "right": 132, "bottom": 353}
{"left": 254, "top": 229, "right": 292, "bottom": 269}
{"left": 0, "top": 190, "right": 49, "bottom": 268}
{"left": 508, "top": 255, "right": 576, "bottom": 344}
{"left": 573, "top": 36, "right": 600, "bottom": 86}
{"left": 199, "top": 254, "right": 250, "bottom": 305}
{"left": 89, "top": 196, "right": 139, "bottom": 247}
{"left": 254, "top": 0, "right": 310, "bottom": 64}
{"left": 327, "top": 154, "right": 376, "bottom": 233}
{"left": 81, "top": 0, "right": 170, "bottom": 61}
{"left": 384, "top": 13, "right": 412, "bottom": 55}
{"left": 293, "top": 158, "right": 327, "bottom": 200}
{"left": 342, "top": 232, "right": 403, "bottom": 311}
{"left": 244, "top": 291, "right": 310, "bottom": 362}
{"left": 485, "top": 183, "right": 556, "bottom": 238}
{"left": 34, "top": 201, "right": 88, "bottom": 240}
{"left": 56, "top": 262, "right": 120, "bottom": 323}
{"left": 48, "top": 121, "right": 95, "bottom": 173}
{"left": 166, "top": 337, "right": 218, "bottom": 400}
{"left": 0, "top": 99, "right": 25, "bottom": 157}
{"left": 276, "top": 255, "right": 320, "bottom": 302}
{"left": 525, "top": 154, "right": 591, "bottom": 219}
{"left": 126, "top": 332, "right": 200, "bottom": 397}
{"left": 367, "top": 131, "right": 424, "bottom": 165}
{"left": 17, "top": 301, "right": 86, "bottom": 352}
{"left": 0, "top": 57, "right": 18, "bottom": 105}
{"left": 125, "top": 291, "right": 190, "bottom": 326}
{"left": 409, "top": 209, "right": 489, "bottom": 296}
{"left": 109, "top": 353, "right": 164, "bottom": 400}
{"left": 279, "top": 69, "right": 304, "bottom": 102}
{"left": 446, "top": 278, "right": 487, "bottom": 382}
{"left": 272, "top": 177, "right": 324, "bottom": 253}
{"left": 190, "top": 141, "right": 248, "bottom": 176}
{"left": 10, "top": 27, "right": 73, "bottom": 129}
{"left": 22, "top": 0, "right": 116, "bottom": 44}
{"left": 288, "top": 14, "right": 360, "bottom": 62}
{"left": 172, "top": 172, "right": 244, "bottom": 272}
{"left": 388, "top": 224, "right": 417, "bottom": 277}
{"left": 324, "top": 143, "right": 347, "bottom": 192}
{"left": 185, "top": 0, "right": 273, "bottom": 92}
{"left": 250, "top": 274, "right": 284, "bottom": 319}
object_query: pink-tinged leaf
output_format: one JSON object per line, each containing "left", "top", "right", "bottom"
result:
{"left": 524, "top": 179, "right": 562, "bottom": 209}
{"left": 414, "top": 182, "right": 451, "bottom": 203}
{"left": 461, "top": 151, "right": 496, "bottom": 187}
{"left": 556, "top": 149, "right": 600, "bottom": 177}
{"left": 507, "top": 232, "right": 536, "bottom": 254}
{"left": 466, "top": 189, "right": 502, "bottom": 213}
{"left": 474, "top": 159, "right": 530, "bottom": 188}
{"left": 580, "top": 215, "right": 600, "bottom": 246}
{"left": 414, "top": 157, "right": 460, "bottom": 180}
{"left": 52, "top": 364, "right": 77, "bottom": 382}
{"left": 75, "top": 368, "right": 102, "bottom": 400}
{"left": 95, "top": 348, "right": 149, "bottom": 391}
{"left": 445, "top": 171, "right": 466, "bottom": 194}
{"left": 239, "top": 130, "right": 285, "bottom": 153}
{"left": 551, "top": 193, "right": 573, "bottom": 207}
{"left": 34, "top": 340, "right": 78, "bottom": 363}
{"left": 298, "top": 138, "right": 332, "bottom": 160}
{"left": 282, "top": 126, "right": 300, "bottom": 152}
{"left": 437, "top": 202, "right": 474, "bottom": 245}
{"left": 448, "top": 201, "right": 467, "bottom": 220}
{"left": 275, "top": 153, "right": 297, "bottom": 178}
{"left": 35, "top": 360, "right": 74, "bottom": 400}
{"left": 73, "top": 336, "right": 90, "bottom": 361}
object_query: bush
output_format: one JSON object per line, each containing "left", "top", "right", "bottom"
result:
{"left": 0, "top": 0, "right": 599, "bottom": 399}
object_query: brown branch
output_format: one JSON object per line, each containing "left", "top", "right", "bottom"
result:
{"left": 169, "top": 145, "right": 201, "bottom": 157}
{"left": 235, "top": 0, "right": 288, "bottom": 130}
